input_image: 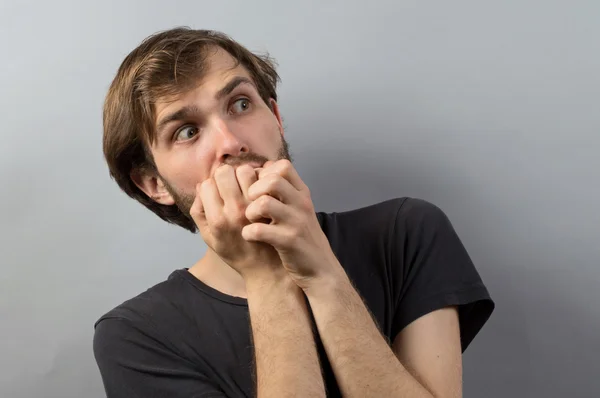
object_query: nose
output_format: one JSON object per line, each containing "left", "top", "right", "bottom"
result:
{"left": 211, "top": 117, "right": 249, "bottom": 162}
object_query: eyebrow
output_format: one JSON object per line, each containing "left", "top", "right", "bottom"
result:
{"left": 216, "top": 76, "right": 255, "bottom": 101}
{"left": 155, "top": 76, "right": 256, "bottom": 139}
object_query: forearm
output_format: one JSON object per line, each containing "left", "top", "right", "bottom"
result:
{"left": 305, "top": 271, "right": 433, "bottom": 398}
{"left": 246, "top": 270, "right": 325, "bottom": 398}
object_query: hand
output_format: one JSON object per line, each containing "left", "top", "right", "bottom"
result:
{"left": 241, "top": 159, "right": 344, "bottom": 290}
{"left": 190, "top": 163, "right": 284, "bottom": 280}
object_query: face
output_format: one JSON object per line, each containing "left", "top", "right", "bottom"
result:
{"left": 135, "top": 47, "right": 292, "bottom": 219}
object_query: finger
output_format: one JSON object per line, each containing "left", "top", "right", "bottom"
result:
{"left": 258, "top": 159, "right": 307, "bottom": 192}
{"left": 200, "top": 178, "right": 224, "bottom": 227}
{"left": 189, "top": 184, "right": 210, "bottom": 241}
{"left": 247, "top": 173, "right": 299, "bottom": 205}
{"left": 236, "top": 165, "right": 271, "bottom": 224}
{"left": 190, "top": 183, "right": 206, "bottom": 222}
{"left": 241, "top": 222, "right": 293, "bottom": 249}
{"left": 245, "top": 194, "right": 294, "bottom": 224}
{"left": 235, "top": 164, "right": 258, "bottom": 201}
{"left": 214, "top": 164, "right": 243, "bottom": 204}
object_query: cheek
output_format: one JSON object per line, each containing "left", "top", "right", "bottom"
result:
{"left": 249, "top": 113, "right": 282, "bottom": 151}
{"left": 162, "top": 149, "right": 212, "bottom": 193}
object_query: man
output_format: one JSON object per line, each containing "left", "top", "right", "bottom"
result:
{"left": 94, "top": 27, "right": 495, "bottom": 398}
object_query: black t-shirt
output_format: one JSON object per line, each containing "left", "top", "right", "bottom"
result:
{"left": 93, "top": 197, "right": 495, "bottom": 398}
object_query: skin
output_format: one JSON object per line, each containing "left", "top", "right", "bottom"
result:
{"left": 132, "top": 47, "right": 463, "bottom": 397}
{"left": 133, "top": 47, "right": 326, "bottom": 396}
{"left": 132, "top": 47, "right": 292, "bottom": 297}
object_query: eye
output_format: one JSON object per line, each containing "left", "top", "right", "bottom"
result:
{"left": 175, "top": 125, "right": 199, "bottom": 142}
{"left": 231, "top": 98, "right": 251, "bottom": 114}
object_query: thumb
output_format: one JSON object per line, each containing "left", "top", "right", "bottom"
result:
{"left": 190, "top": 183, "right": 206, "bottom": 223}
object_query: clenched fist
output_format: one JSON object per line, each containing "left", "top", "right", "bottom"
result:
{"left": 190, "top": 162, "right": 283, "bottom": 280}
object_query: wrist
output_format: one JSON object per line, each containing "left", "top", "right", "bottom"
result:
{"left": 245, "top": 267, "right": 296, "bottom": 295}
{"left": 303, "top": 266, "right": 350, "bottom": 302}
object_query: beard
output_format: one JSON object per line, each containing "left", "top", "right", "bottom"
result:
{"left": 161, "top": 135, "right": 292, "bottom": 224}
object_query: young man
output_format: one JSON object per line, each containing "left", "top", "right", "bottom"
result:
{"left": 94, "top": 27, "right": 495, "bottom": 398}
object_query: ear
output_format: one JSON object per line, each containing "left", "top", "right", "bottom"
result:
{"left": 269, "top": 98, "right": 285, "bottom": 137}
{"left": 130, "top": 168, "right": 176, "bottom": 206}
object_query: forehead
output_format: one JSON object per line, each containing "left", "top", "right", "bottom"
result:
{"left": 196, "top": 47, "right": 251, "bottom": 86}
{"left": 154, "top": 48, "right": 252, "bottom": 114}
{"left": 204, "top": 47, "right": 245, "bottom": 75}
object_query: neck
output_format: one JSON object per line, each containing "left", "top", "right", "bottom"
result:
{"left": 188, "top": 248, "right": 248, "bottom": 299}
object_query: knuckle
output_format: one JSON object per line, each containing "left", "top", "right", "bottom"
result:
{"left": 278, "top": 160, "right": 293, "bottom": 178}
{"left": 238, "top": 163, "right": 253, "bottom": 173}
{"left": 250, "top": 196, "right": 268, "bottom": 216}
{"left": 236, "top": 164, "right": 252, "bottom": 178}
{"left": 225, "top": 201, "right": 245, "bottom": 221}
{"left": 279, "top": 159, "right": 292, "bottom": 169}
{"left": 299, "top": 196, "right": 311, "bottom": 212}
{"left": 235, "top": 203, "right": 248, "bottom": 221}
{"left": 215, "top": 164, "right": 232, "bottom": 177}
{"left": 281, "top": 160, "right": 293, "bottom": 173}
{"left": 212, "top": 215, "right": 227, "bottom": 229}
{"left": 301, "top": 197, "right": 311, "bottom": 210}
{"left": 283, "top": 228, "right": 297, "bottom": 246}
{"left": 259, "top": 194, "right": 272, "bottom": 209}
{"left": 305, "top": 197, "right": 313, "bottom": 209}
{"left": 200, "top": 179, "right": 212, "bottom": 191}
{"left": 266, "top": 174, "right": 280, "bottom": 189}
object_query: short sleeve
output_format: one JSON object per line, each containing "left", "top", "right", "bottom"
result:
{"left": 390, "top": 198, "right": 495, "bottom": 352}
{"left": 93, "top": 317, "right": 226, "bottom": 398}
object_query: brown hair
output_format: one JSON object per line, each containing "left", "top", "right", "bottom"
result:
{"left": 102, "top": 27, "right": 280, "bottom": 233}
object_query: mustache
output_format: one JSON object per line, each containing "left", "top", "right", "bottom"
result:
{"left": 222, "top": 153, "right": 270, "bottom": 168}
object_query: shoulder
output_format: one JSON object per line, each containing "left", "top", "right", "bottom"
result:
{"left": 95, "top": 271, "right": 185, "bottom": 326}
{"left": 315, "top": 197, "right": 449, "bottom": 263}
{"left": 93, "top": 270, "right": 198, "bottom": 350}
{"left": 317, "top": 197, "right": 446, "bottom": 234}
{"left": 93, "top": 270, "right": 198, "bottom": 362}
{"left": 317, "top": 197, "right": 406, "bottom": 229}
{"left": 393, "top": 197, "right": 453, "bottom": 232}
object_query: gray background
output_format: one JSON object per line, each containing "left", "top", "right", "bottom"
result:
{"left": 1, "top": 0, "right": 598, "bottom": 397}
